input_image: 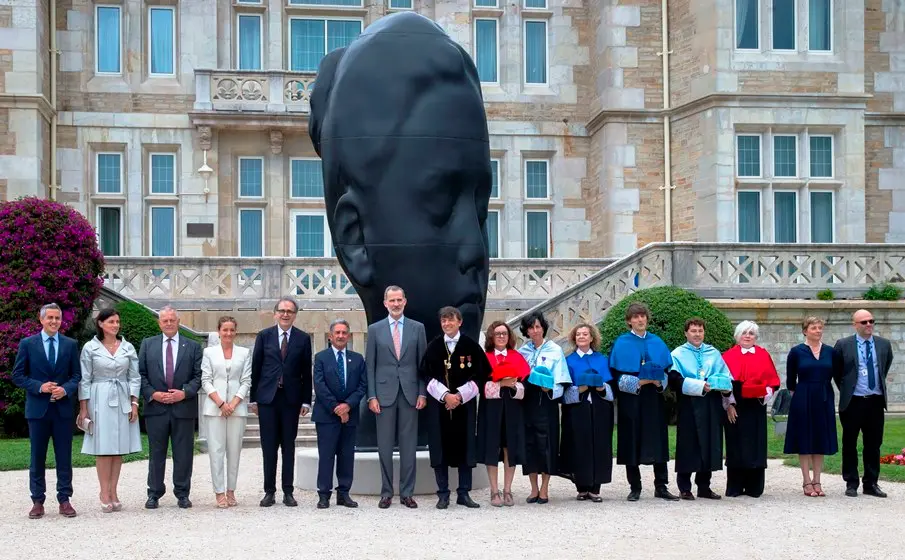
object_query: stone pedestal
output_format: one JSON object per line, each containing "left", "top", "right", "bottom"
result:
{"left": 295, "top": 448, "right": 490, "bottom": 496}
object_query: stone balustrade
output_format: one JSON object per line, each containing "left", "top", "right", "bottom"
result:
{"left": 193, "top": 69, "right": 317, "bottom": 113}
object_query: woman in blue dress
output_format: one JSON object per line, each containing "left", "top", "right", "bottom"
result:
{"left": 783, "top": 317, "right": 838, "bottom": 497}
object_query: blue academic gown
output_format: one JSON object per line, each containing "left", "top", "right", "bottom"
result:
{"left": 609, "top": 331, "right": 672, "bottom": 466}
{"left": 518, "top": 340, "right": 570, "bottom": 475}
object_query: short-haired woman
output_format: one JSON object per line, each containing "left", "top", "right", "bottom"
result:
{"left": 783, "top": 317, "right": 838, "bottom": 497}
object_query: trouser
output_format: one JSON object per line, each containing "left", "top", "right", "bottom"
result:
{"left": 677, "top": 470, "right": 713, "bottom": 493}
{"left": 258, "top": 388, "right": 301, "bottom": 495}
{"left": 206, "top": 415, "right": 247, "bottom": 493}
{"left": 576, "top": 484, "right": 601, "bottom": 494}
{"left": 28, "top": 404, "right": 73, "bottom": 504}
{"left": 626, "top": 463, "right": 669, "bottom": 492}
{"left": 375, "top": 387, "right": 419, "bottom": 498}
{"left": 315, "top": 421, "right": 358, "bottom": 498}
{"left": 840, "top": 395, "right": 885, "bottom": 489}
{"left": 146, "top": 411, "right": 195, "bottom": 499}
{"left": 435, "top": 466, "right": 473, "bottom": 499}
{"left": 726, "top": 467, "right": 765, "bottom": 497}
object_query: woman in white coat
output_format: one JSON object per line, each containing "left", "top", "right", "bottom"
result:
{"left": 201, "top": 316, "right": 252, "bottom": 508}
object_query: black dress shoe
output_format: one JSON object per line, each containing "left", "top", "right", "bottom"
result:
{"left": 317, "top": 496, "right": 330, "bottom": 509}
{"left": 655, "top": 488, "right": 680, "bottom": 501}
{"left": 378, "top": 497, "right": 392, "bottom": 509}
{"left": 845, "top": 487, "right": 859, "bottom": 497}
{"left": 536, "top": 497, "right": 549, "bottom": 504}
{"left": 589, "top": 494, "right": 603, "bottom": 503}
{"left": 626, "top": 490, "right": 641, "bottom": 502}
{"left": 144, "top": 497, "right": 159, "bottom": 510}
{"left": 680, "top": 491, "right": 695, "bottom": 500}
{"left": 576, "top": 493, "right": 589, "bottom": 501}
{"left": 400, "top": 496, "right": 418, "bottom": 508}
{"left": 260, "top": 493, "right": 276, "bottom": 507}
{"left": 436, "top": 497, "right": 450, "bottom": 509}
{"left": 697, "top": 489, "right": 721, "bottom": 500}
{"left": 725, "top": 490, "right": 742, "bottom": 498}
{"left": 456, "top": 494, "right": 480, "bottom": 508}
{"left": 177, "top": 497, "right": 192, "bottom": 509}
{"left": 864, "top": 484, "right": 887, "bottom": 498}
{"left": 526, "top": 495, "right": 539, "bottom": 504}
{"left": 283, "top": 493, "right": 298, "bottom": 507}
{"left": 337, "top": 494, "right": 358, "bottom": 508}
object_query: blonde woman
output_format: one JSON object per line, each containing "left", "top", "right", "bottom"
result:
{"left": 202, "top": 316, "right": 252, "bottom": 508}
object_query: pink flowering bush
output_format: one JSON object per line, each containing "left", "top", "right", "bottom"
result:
{"left": 0, "top": 197, "right": 104, "bottom": 435}
{"left": 880, "top": 449, "right": 905, "bottom": 466}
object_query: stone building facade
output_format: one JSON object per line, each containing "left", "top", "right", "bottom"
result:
{"left": 0, "top": 0, "right": 903, "bottom": 259}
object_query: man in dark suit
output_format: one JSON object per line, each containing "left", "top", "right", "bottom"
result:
{"left": 366, "top": 285, "right": 427, "bottom": 509}
{"left": 138, "top": 305, "right": 203, "bottom": 509}
{"left": 250, "top": 296, "right": 313, "bottom": 507}
{"left": 833, "top": 309, "right": 895, "bottom": 498}
{"left": 12, "top": 303, "right": 81, "bottom": 519}
{"left": 312, "top": 318, "right": 367, "bottom": 509}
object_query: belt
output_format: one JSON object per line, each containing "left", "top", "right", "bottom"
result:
{"left": 101, "top": 378, "right": 132, "bottom": 413}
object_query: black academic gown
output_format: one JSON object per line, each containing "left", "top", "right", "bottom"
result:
{"left": 420, "top": 335, "right": 491, "bottom": 469}
{"left": 725, "top": 380, "right": 769, "bottom": 469}
{"left": 559, "top": 388, "right": 615, "bottom": 487}
{"left": 476, "top": 352, "right": 528, "bottom": 466}
{"left": 668, "top": 371, "right": 725, "bottom": 474}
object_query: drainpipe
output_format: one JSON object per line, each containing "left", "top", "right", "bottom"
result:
{"left": 49, "top": 0, "right": 59, "bottom": 201}
{"left": 658, "top": 0, "right": 673, "bottom": 241}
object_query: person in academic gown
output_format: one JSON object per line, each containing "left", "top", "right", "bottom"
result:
{"left": 558, "top": 323, "right": 615, "bottom": 502}
{"left": 477, "top": 320, "right": 530, "bottom": 507}
{"left": 420, "top": 306, "right": 492, "bottom": 509}
{"left": 518, "top": 312, "right": 570, "bottom": 504}
{"left": 668, "top": 317, "right": 735, "bottom": 501}
{"left": 722, "top": 320, "right": 781, "bottom": 498}
{"left": 609, "top": 302, "right": 679, "bottom": 502}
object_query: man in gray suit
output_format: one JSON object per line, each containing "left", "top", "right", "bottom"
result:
{"left": 833, "top": 309, "right": 895, "bottom": 498}
{"left": 139, "top": 306, "right": 203, "bottom": 509}
{"left": 366, "top": 286, "right": 427, "bottom": 509}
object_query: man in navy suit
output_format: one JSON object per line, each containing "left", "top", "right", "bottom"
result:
{"left": 313, "top": 319, "right": 367, "bottom": 509}
{"left": 250, "top": 297, "right": 313, "bottom": 507}
{"left": 12, "top": 303, "right": 81, "bottom": 519}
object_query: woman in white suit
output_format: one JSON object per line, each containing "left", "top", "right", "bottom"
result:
{"left": 202, "top": 316, "right": 252, "bottom": 508}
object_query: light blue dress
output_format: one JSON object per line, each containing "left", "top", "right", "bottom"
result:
{"left": 79, "top": 338, "right": 142, "bottom": 456}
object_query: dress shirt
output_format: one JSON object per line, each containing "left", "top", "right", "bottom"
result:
{"left": 40, "top": 330, "right": 58, "bottom": 362}
{"left": 389, "top": 315, "right": 405, "bottom": 341}
{"left": 162, "top": 332, "right": 180, "bottom": 370}
{"left": 331, "top": 345, "right": 348, "bottom": 387}
{"left": 741, "top": 347, "right": 756, "bottom": 354}
{"left": 444, "top": 332, "right": 460, "bottom": 353}
{"left": 276, "top": 327, "right": 291, "bottom": 350}
{"left": 855, "top": 335, "right": 883, "bottom": 397}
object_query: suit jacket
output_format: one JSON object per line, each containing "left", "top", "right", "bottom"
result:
{"left": 366, "top": 316, "right": 427, "bottom": 407}
{"left": 833, "top": 334, "right": 894, "bottom": 411}
{"left": 11, "top": 333, "right": 81, "bottom": 420}
{"left": 312, "top": 347, "right": 367, "bottom": 425}
{"left": 201, "top": 344, "right": 252, "bottom": 417}
{"left": 250, "top": 325, "right": 313, "bottom": 407}
{"left": 138, "top": 334, "right": 204, "bottom": 418}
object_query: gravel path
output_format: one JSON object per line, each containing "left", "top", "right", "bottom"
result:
{"left": 2, "top": 449, "right": 903, "bottom": 559}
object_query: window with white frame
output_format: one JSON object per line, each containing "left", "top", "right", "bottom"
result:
{"left": 149, "top": 7, "right": 175, "bottom": 76}
{"left": 95, "top": 6, "right": 122, "bottom": 74}
{"left": 389, "top": 0, "right": 413, "bottom": 8}
{"left": 150, "top": 153, "right": 176, "bottom": 194}
{"left": 773, "top": 135, "right": 797, "bottom": 177}
{"left": 773, "top": 190, "right": 798, "bottom": 242}
{"left": 736, "top": 0, "right": 832, "bottom": 52}
{"left": 291, "top": 211, "right": 331, "bottom": 257}
{"left": 490, "top": 159, "right": 500, "bottom": 198}
{"left": 525, "top": 210, "right": 549, "bottom": 258}
{"left": 237, "top": 14, "right": 263, "bottom": 71}
{"left": 96, "top": 153, "right": 122, "bottom": 194}
{"left": 809, "top": 0, "right": 832, "bottom": 51}
{"left": 737, "top": 191, "right": 762, "bottom": 242}
{"left": 149, "top": 206, "right": 176, "bottom": 256}
{"left": 524, "top": 20, "right": 547, "bottom": 85}
{"left": 289, "top": 18, "right": 362, "bottom": 72}
{"left": 238, "top": 208, "right": 265, "bottom": 257}
{"left": 736, "top": 135, "right": 762, "bottom": 177}
{"left": 735, "top": 0, "right": 759, "bottom": 49}
{"left": 772, "top": 0, "right": 796, "bottom": 50}
{"left": 475, "top": 0, "right": 498, "bottom": 5}
{"left": 291, "top": 159, "right": 324, "bottom": 198}
{"left": 96, "top": 206, "right": 123, "bottom": 256}
{"left": 289, "top": 0, "right": 363, "bottom": 5}
{"left": 809, "top": 135, "right": 833, "bottom": 177}
{"left": 486, "top": 210, "right": 500, "bottom": 258}
{"left": 474, "top": 19, "right": 498, "bottom": 84}
{"left": 810, "top": 191, "right": 834, "bottom": 243}
{"left": 238, "top": 157, "right": 264, "bottom": 197}
{"left": 525, "top": 160, "right": 549, "bottom": 199}
{"left": 524, "top": 0, "right": 547, "bottom": 8}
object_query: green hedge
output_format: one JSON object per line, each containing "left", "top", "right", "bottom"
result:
{"left": 78, "top": 301, "right": 206, "bottom": 347}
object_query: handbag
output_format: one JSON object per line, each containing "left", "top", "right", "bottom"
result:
{"left": 77, "top": 416, "right": 94, "bottom": 436}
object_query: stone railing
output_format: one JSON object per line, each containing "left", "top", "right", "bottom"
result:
{"left": 507, "top": 243, "right": 905, "bottom": 341}
{"left": 193, "top": 69, "right": 317, "bottom": 113}
{"left": 101, "top": 257, "right": 616, "bottom": 311}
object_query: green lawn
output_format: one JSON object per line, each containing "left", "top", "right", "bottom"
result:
{"left": 0, "top": 434, "right": 203, "bottom": 472}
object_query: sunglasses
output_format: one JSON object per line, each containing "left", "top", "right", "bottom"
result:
{"left": 858, "top": 319, "right": 875, "bottom": 325}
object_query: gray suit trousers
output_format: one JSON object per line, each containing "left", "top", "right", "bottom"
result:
{"left": 376, "top": 386, "right": 419, "bottom": 498}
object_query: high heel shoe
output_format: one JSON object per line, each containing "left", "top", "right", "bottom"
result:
{"left": 111, "top": 501, "right": 123, "bottom": 512}
{"left": 216, "top": 494, "right": 228, "bottom": 509}
{"left": 226, "top": 493, "right": 238, "bottom": 507}
{"left": 100, "top": 493, "right": 113, "bottom": 513}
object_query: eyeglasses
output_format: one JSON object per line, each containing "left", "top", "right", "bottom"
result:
{"left": 276, "top": 309, "right": 297, "bottom": 315}
{"left": 493, "top": 332, "right": 508, "bottom": 337}
{"left": 858, "top": 319, "right": 875, "bottom": 325}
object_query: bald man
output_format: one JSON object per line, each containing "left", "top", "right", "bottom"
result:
{"left": 833, "top": 310, "right": 894, "bottom": 498}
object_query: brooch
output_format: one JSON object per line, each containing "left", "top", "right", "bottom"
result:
{"left": 459, "top": 356, "right": 466, "bottom": 369}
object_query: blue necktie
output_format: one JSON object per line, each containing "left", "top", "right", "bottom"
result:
{"left": 47, "top": 337, "right": 56, "bottom": 369}
{"left": 865, "top": 341, "right": 876, "bottom": 391}
{"left": 337, "top": 351, "right": 346, "bottom": 392}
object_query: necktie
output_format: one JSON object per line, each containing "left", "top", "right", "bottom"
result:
{"left": 47, "top": 337, "right": 56, "bottom": 369}
{"left": 393, "top": 321, "right": 402, "bottom": 360}
{"left": 165, "top": 338, "right": 174, "bottom": 389}
{"left": 280, "top": 332, "right": 289, "bottom": 361}
{"left": 337, "top": 351, "right": 346, "bottom": 392}
{"left": 866, "top": 340, "right": 876, "bottom": 391}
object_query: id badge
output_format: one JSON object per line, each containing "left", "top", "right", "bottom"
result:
{"left": 860, "top": 366, "right": 868, "bottom": 377}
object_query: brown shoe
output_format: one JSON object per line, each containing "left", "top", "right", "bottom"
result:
{"left": 28, "top": 502, "right": 44, "bottom": 519}
{"left": 59, "top": 501, "right": 77, "bottom": 517}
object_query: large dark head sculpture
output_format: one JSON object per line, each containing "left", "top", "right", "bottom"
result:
{"left": 309, "top": 11, "right": 491, "bottom": 344}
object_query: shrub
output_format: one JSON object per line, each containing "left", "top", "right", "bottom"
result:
{"left": 816, "top": 289, "right": 835, "bottom": 301}
{"left": 863, "top": 283, "right": 902, "bottom": 301}
{"left": 598, "top": 286, "right": 736, "bottom": 425}
{"left": 0, "top": 197, "right": 105, "bottom": 436}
